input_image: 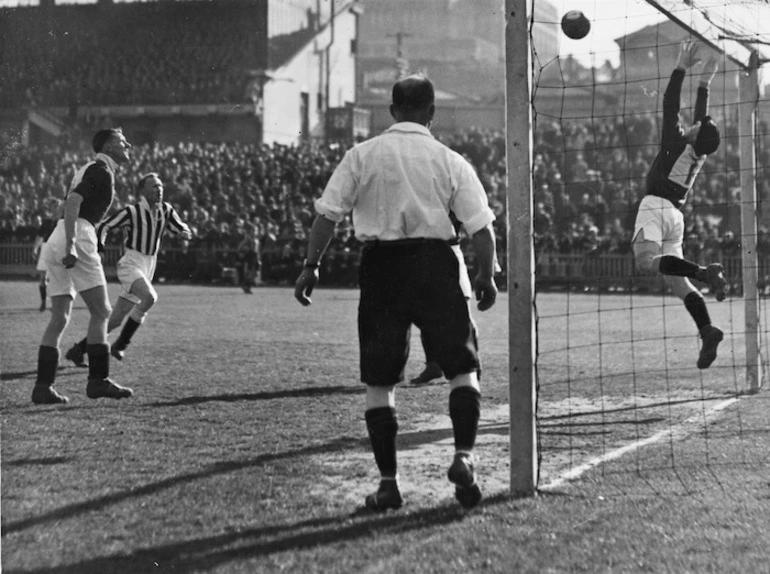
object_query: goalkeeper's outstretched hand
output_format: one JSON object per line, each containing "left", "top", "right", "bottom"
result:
{"left": 294, "top": 268, "right": 319, "bottom": 306}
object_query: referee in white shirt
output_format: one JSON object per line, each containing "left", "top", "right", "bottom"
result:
{"left": 65, "top": 173, "right": 192, "bottom": 366}
{"left": 294, "top": 74, "right": 498, "bottom": 511}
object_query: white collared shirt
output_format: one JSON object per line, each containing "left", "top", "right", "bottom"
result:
{"left": 315, "top": 122, "right": 495, "bottom": 241}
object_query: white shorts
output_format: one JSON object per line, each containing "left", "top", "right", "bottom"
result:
{"left": 116, "top": 248, "right": 157, "bottom": 305}
{"left": 44, "top": 219, "right": 106, "bottom": 298}
{"left": 632, "top": 195, "right": 684, "bottom": 258}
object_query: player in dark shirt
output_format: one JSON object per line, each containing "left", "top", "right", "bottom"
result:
{"left": 632, "top": 41, "right": 725, "bottom": 369}
{"left": 32, "top": 128, "right": 135, "bottom": 405}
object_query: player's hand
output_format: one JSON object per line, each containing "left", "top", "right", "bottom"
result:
{"left": 702, "top": 57, "right": 718, "bottom": 83}
{"left": 473, "top": 274, "right": 498, "bottom": 311}
{"left": 181, "top": 230, "right": 193, "bottom": 240}
{"left": 62, "top": 253, "right": 78, "bottom": 269}
{"left": 294, "top": 268, "right": 319, "bottom": 307}
{"left": 677, "top": 40, "right": 701, "bottom": 69}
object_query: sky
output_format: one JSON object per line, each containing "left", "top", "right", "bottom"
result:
{"left": 555, "top": 0, "right": 667, "bottom": 67}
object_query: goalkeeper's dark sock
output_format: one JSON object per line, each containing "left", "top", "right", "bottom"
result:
{"left": 35, "top": 345, "right": 59, "bottom": 386}
{"left": 39, "top": 284, "right": 46, "bottom": 303}
{"left": 658, "top": 255, "right": 700, "bottom": 278}
{"left": 684, "top": 292, "right": 711, "bottom": 330}
{"left": 87, "top": 344, "right": 110, "bottom": 380}
{"left": 76, "top": 337, "right": 88, "bottom": 354}
{"left": 449, "top": 386, "right": 481, "bottom": 451}
{"left": 114, "top": 318, "right": 141, "bottom": 351}
{"left": 365, "top": 407, "right": 398, "bottom": 478}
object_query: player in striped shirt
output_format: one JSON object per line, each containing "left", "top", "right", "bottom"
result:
{"left": 65, "top": 173, "right": 192, "bottom": 366}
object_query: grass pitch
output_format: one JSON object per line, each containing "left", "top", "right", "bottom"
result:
{"left": 1, "top": 280, "right": 769, "bottom": 573}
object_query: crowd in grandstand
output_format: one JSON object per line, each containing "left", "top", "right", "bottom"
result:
{"left": 2, "top": 115, "right": 770, "bottom": 285}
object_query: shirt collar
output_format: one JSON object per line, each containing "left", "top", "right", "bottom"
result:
{"left": 139, "top": 196, "right": 161, "bottom": 214}
{"left": 95, "top": 152, "right": 118, "bottom": 173}
{"left": 384, "top": 122, "right": 434, "bottom": 138}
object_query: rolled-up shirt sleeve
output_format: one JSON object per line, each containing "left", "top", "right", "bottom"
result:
{"left": 450, "top": 159, "right": 496, "bottom": 236}
{"left": 314, "top": 150, "right": 359, "bottom": 223}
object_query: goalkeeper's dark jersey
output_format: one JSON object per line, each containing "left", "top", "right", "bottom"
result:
{"left": 645, "top": 68, "right": 709, "bottom": 210}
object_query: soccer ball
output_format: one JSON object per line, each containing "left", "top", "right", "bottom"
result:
{"left": 561, "top": 11, "right": 591, "bottom": 40}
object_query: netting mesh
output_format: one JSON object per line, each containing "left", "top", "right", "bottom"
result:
{"left": 526, "top": 0, "right": 770, "bottom": 494}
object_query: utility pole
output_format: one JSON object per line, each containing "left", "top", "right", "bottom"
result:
{"left": 387, "top": 30, "right": 412, "bottom": 79}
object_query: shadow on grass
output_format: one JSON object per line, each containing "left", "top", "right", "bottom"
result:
{"left": 538, "top": 393, "right": 741, "bottom": 421}
{"left": 1, "top": 366, "right": 85, "bottom": 383}
{"left": 1, "top": 418, "right": 511, "bottom": 540}
{"left": 8, "top": 493, "right": 514, "bottom": 574}
{"left": 5, "top": 457, "right": 70, "bottom": 467}
{"left": 145, "top": 384, "right": 365, "bottom": 407}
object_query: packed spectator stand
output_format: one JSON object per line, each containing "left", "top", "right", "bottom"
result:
{"left": 3, "top": 114, "right": 770, "bottom": 292}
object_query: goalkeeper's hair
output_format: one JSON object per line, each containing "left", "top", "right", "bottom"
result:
{"left": 694, "top": 116, "right": 720, "bottom": 156}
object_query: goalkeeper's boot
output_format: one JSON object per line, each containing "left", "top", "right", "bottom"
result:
{"left": 697, "top": 325, "right": 724, "bottom": 370}
{"left": 448, "top": 452, "right": 482, "bottom": 509}
{"left": 409, "top": 362, "right": 444, "bottom": 385}
{"left": 32, "top": 384, "right": 69, "bottom": 405}
{"left": 86, "top": 378, "right": 133, "bottom": 400}
{"left": 697, "top": 264, "right": 727, "bottom": 302}
{"left": 364, "top": 478, "right": 403, "bottom": 511}
{"left": 65, "top": 343, "right": 87, "bottom": 368}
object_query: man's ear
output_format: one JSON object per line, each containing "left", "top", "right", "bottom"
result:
{"left": 427, "top": 104, "right": 435, "bottom": 122}
{"left": 389, "top": 104, "right": 397, "bottom": 121}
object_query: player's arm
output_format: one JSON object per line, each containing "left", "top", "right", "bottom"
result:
{"left": 694, "top": 57, "right": 718, "bottom": 123}
{"left": 294, "top": 214, "right": 337, "bottom": 306}
{"left": 470, "top": 223, "right": 498, "bottom": 311}
{"left": 165, "top": 204, "right": 193, "bottom": 240}
{"left": 96, "top": 208, "right": 130, "bottom": 251}
{"left": 61, "top": 191, "right": 84, "bottom": 268}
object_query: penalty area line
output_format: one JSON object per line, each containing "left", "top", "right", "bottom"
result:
{"left": 539, "top": 397, "right": 739, "bottom": 492}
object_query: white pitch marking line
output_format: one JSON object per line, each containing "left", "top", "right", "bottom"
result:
{"left": 539, "top": 397, "right": 740, "bottom": 492}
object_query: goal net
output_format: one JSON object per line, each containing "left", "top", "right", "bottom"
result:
{"left": 507, "top": 0, "right": 770, "bottom": 496}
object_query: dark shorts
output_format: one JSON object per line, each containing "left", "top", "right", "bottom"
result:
{"left": 358, "top": 239, "right": 480, "bottom": 387}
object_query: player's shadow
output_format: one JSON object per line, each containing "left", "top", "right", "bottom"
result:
{"left": 10, "top": 492, "right": 511, "bottom": 574}
{"left": 145, "top": 384, "right": 365, "bottom": 407}
{"left": 1, "top": 422, "right": 506, "bottom": 540}
{"left": 5, "top": 456, "right": 70, "bottom": 467}
{"left": 1, "top": 366, "right": 79, "bottom": 382}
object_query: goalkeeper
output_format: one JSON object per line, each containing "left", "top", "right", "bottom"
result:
{"left": 633, "top": 40, "right": 725, "bottom": 369}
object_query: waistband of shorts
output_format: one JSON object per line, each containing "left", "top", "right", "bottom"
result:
{"left": 363, "top": 237, "right": 460, "bottom": 248}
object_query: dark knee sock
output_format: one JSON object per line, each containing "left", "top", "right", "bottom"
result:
{"left": 76, "top": 337, "right": 88, "bottom": 354}
{"left": 114, "top": 318, "right": 141, "bottom": 351}
{"left": 365, "top": 407, "right": 398, "bottom": 478}
{"left": 39, "top": 284, "right": 46, "bottom": 302}
{"left": 87, "top": 344, "right": 110, "bottom": 380}
{"left": 449, "top": 386, "right": 481, "bottom": 451}
{"left": 36, "top": 345, "right": 59, "bottom": 386}
{"left": 684, "top": 292, "right": 711, "bottom": 330}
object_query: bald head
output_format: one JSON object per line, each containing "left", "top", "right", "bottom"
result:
{"left": 390, "top": 74, "right": 436, "bottom": 126}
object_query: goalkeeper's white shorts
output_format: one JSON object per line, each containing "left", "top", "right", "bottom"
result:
{"left": 632, "top": 195, "right": 684, "bottom": 258}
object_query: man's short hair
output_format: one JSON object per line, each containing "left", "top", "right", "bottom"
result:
{"left": 137, "top": 172, "right": 160, "bottom": 190}
{"left": 92, "top": 128, "right": 123, "bottom": 153}
{"left": 693, "top": 116, "right": 720, "bottom": 156}
{"left": 392, "top": 74, "right": 435, "bottom": 110}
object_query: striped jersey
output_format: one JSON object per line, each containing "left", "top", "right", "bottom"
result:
{"left": 97, "top": 197, "right": 189, "bottom": 256}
